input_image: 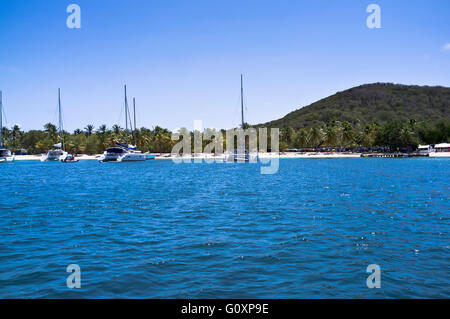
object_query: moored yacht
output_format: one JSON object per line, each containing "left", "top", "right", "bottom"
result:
{"left": 0, "top": 148, "right": 14, "bottom": 162}
{"left": 41, "top": 147, "right": 68, "bottom": 162}
{"left": 99, "top": 86, "right": 147, "bottom": 162}
{"left": 99, "top": 143, "right": 146, "bottom": 162}
{"left": 41, "top": 89, "right": 71, "bottom": 162}
{"left": 0, "top": 91, "right": 15, "bottom": 162}
{"left": 224, "top": 75, "right": 258, "bottom": 163}
{"left": 99, "top": 145, "right": 126, "bottom": 162}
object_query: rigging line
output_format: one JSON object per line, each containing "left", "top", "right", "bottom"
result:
{"left": 127, "top": 103, "right": 133, "bottom": 136}
{"left": 2, "top": 108, "right": 7, "bottom": 126}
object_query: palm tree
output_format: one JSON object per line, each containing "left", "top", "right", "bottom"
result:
{"left": 43, "top": 122, "right": 58, "bottom": 143}
{"left": 281, "top": 126, "right": 295, "bottom": 145}
{"left": 295, "top": 129, "right": 308, "bottom": 148}
{"left": 112, "top": 124, "right": 121, "bottom": 136}
{"left": 96, "top": 124, "right": 108, "bottom": 150}
{"left": 84, "top": 124, "right": 95, "bottom": 137}
{"left": 400, "top": 126, "right": 417, "bottom": 148}
{"left": 324, "top": 125, "right": 338, "bottom": 147}
{"left": 308, "top": 126, "right": 323, "bottom": 148}
{"left": 11, "top": 125, "right": 21, "bottom": 140}
{"left": 97, "top": 124, "right": 107, "bottom": 135}
{"left": 341, "top": 122, "right": 354, "bottom": 146}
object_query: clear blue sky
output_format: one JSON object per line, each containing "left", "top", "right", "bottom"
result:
{"left": 0, "top": 0, "right": 449, "bottom": 132}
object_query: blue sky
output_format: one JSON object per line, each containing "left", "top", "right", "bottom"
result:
{"left": 0, "top": 0, "right": 449, "bottom": 131}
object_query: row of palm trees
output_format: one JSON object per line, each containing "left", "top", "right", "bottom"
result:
{"left": 1, "top": 118, "right": 448, "bottom": 154}
{"left": 279, "top": 119, "right": 429, "bottom": 150}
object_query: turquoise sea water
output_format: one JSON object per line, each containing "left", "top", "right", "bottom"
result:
{"left": 0, "top": 158, "right": 449, "bottom": 298}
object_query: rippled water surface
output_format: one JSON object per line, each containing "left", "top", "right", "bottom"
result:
{"left": 0, "top": 158, "right": 449, "bottom": 298}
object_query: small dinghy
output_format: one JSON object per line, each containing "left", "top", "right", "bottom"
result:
{"left": 61, "top": 154, "right": 78, "bottom": 163}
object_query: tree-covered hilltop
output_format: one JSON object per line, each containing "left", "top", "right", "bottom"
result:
{"left": 262, "top": 83, "right": 450, "bottom": 129}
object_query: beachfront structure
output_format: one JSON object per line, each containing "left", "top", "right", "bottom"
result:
{"left": 429, "top": 143, "right": 450, "bottom": 157}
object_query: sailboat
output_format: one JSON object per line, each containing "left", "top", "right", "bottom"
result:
{"left": 0, "top": 91, "right": 15, "bottom": 162}
{"left": 224, "top": 75, "right": 258, "bottom": 162}
{"left": 41, "top": 89, "right": 69, "bottom": 162}
{"left": 99, "top": 85, "right": 146, "bottom": 162}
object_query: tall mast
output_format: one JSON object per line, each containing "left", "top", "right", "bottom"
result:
{"left": 0, "top": 91, "right": 2, "bottom": 147}
{"left": 240, "top": 74, "right": 244, "bottom": 129}
{"left": 133, "top": 97, "right": 137, "bottom": 147}
{"left": 58, "top": 88, "right": 64, "bottom": 150}
{"left": 124, "top": 85, "right": 129, "bottom": 147}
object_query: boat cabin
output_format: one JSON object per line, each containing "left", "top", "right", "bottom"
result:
{"left": 417, "top": 145, "right": 433, "bottom": 154}
{"left": 0, "top": 148, "right": 12, "bottom": 157}
{"left": 434, "top": 143, "right": 450, "bottom": 153}
{"left": 105, "top": 147, "right": 126, "bottom": 155}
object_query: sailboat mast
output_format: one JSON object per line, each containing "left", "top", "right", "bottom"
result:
{"left": 124, "top": 85, "right": 129, "bottom": 147}
{"left": 240, "top": 74, "right": 244, "bottom": 129}
{"left": 58, "top": 88, "right": 64, "bottom": 150}
{"left": 0, "top": 90, "right": 2, "bottom": 147}
{"left": 133, "top": 97, "right": 137, "bottom": 147}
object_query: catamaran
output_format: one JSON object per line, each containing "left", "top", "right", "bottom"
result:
{"left": 0, "top": 91, "right": 15, "bottom": 162}
{"left": 41, "top": 89, "right": 70, "bottom": 162}
{"left": 224, "top": 75, "right": 258, "bottom": 162}
{"left": 99, "top": 85, "right": 147, "bottom": 162}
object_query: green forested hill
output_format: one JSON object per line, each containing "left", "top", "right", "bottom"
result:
{"left": 262, "top": 83, "right": 450, "bottom": 129}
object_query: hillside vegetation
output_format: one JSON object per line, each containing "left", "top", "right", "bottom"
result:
{"left": 263, "top": 83, "right": 450, "bottom": 129}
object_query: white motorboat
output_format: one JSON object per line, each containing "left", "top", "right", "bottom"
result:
{"left": 417, "top": 144, "right": 434, "bottom": 155}
{"left": 429, "top": 143, "right": 450, "bottom": 157}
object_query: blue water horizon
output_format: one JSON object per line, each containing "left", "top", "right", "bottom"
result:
{"left": 0, "top": 158, "right": 448, "bottom": 298}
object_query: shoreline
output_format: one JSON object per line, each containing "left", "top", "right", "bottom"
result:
{"left": 10, "top": 152, "right": 435, "bottom": 161}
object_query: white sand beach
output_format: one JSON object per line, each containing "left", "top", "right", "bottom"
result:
{"left": 13, "top": 152, "right": 362, "bottom": 161}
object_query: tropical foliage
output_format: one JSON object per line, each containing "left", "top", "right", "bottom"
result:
{"left": 1, "top": 118, "right": 449, "bottom": 154}
{"left": 263, "top": 83, "right": 450, "bottom": 129}
{"left": 1, "top": 83, "right": 449, "bottom": 154}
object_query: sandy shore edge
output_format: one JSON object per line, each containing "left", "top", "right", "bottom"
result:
{"left": 13, "top": 153, "right": 362, "bottom": 161}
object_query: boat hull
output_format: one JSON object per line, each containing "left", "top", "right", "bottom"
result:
{"left": 224, "top": 152, "right": 258, "bottom": 162}
{"left": 117, "top": 153, "right": 146, "bottom": 162}
{"left": 41, "top": 151, "right": 68, "bottom": 162}
{"left": 429, "top": 152, "right": 450, "bottom": 157}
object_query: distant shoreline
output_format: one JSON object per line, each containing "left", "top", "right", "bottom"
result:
{"left": 9, "top": 153, "right": 401, "bottom": 161}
